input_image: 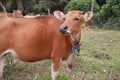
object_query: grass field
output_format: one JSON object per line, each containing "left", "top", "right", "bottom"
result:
{"left": 3, "top": 28, "right": 120, "bottom": 80}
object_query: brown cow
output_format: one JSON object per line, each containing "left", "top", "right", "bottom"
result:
{"left": 0, "top": 10, "right": 92, "bottom": 80}
{"left": 0, "top": 12, "right": 9, "bottom": 17}
{"left": 0, "top": 10, "right": 23, "bottom": 18}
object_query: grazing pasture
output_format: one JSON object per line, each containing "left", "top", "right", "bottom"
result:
{"left": 3, "top": 28, "right": 120, "bottom": 80}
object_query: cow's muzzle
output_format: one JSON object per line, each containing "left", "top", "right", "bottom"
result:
{"left": 59, "top": 25, "right": 71, "bottom": 34}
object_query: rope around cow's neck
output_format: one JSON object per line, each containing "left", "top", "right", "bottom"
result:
{"left": 70, "top": 31, "right": 81, "bottom": 56}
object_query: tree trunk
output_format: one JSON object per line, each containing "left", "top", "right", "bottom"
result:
{"left": 16, "top": 0, "right": 24, "bottom": 11}
{"left": 0, "top": 2, "right": 7, "bottom": 12}
{"left": 48, "top": 8, "right": 50, "bottom": 16}
{"left": 6, "top": 0, "right": 13, "bottom": 11}
{"left": 91, "top": 0, "right": 94, "bottom": 11}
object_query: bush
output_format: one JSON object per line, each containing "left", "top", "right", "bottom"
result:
{"left": 103, "top": 17, "right": 120, "bottom": 30}
{"left": 64, "top": 0, "right": 99, "bottom": 12}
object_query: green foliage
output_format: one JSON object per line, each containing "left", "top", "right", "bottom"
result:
{"left": 100, "top": 0, "right": 120, "bottom": 18}
{"left": 35, "top": 74, "right": 51, "bottom": 80}
{"left": 91, "top": 0, "right": 120, "bottom": 29}
{"left": 0, "top": 0, "right": 69, "bottom": 14}
{"left": 115, "top": 61, "right": 120, "bottom": 72}
{"left": 110, "top": 0, "right": 120, "bottom": 17}
{"left": 57, "top": 73, "right": 69, "bottom": 80}
{"left": 96, "top": 0, "right": 106, "bottom": 7}
{"left": 103, "top": 17, "right": 120, "bottom": 30}
{"left": 64, "top": 0, "right": 99, "bottom": 12}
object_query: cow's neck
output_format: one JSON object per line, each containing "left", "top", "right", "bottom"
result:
{"left": 70, "top": 31, "right": 81, "bottom": 55}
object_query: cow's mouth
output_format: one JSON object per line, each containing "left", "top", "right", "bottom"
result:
{"left": 59, "top": 29, "right": 71, "bottom": 35}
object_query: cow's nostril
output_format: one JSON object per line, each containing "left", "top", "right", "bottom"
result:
{"left": 63, "top": 26, "right": 68, "bottom": 30}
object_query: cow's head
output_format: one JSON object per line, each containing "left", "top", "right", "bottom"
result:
{"left": 54, "top": 10, "right": 93, "bottom": 35}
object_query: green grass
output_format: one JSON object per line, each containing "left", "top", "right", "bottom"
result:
{"left": 3, "top": 28, "right": 120, "bottom": 80}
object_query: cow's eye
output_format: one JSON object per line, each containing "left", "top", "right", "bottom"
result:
{"left": 63, "top": 18, "right": 66, "bottom": 20}
{"left": 74, "top": 18, "right": 79, "bottom": 21}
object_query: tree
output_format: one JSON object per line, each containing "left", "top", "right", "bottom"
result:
{"left": 16, "top": 0, "right": 24, "bottom": 10}
{"left": 0, "top": 0, "right": 69, "bottom": 15}
{"left": 64, "top": 0, "right": 99, "bottom": 12}
{"left": 91, "top": 0, "right": 94, "bottom": 11}
{"left": 96, "top": 0, "right": 106, "bottom": 9}
{"left": 23, "top": 0, "right": 69, "bottom": 14}
{"left": 5, "top": 0, "right": 23, "bottom": 12}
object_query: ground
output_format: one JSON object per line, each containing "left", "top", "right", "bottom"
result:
{"left": 3, "top": 28, "right": 120, "bottom": 80}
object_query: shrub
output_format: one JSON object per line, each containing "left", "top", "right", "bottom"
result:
{"left": 103, "top": 17, "right": 120, "bottom": 30}
{"left": 64, "top": 0, "right": 99, "bottom": 12}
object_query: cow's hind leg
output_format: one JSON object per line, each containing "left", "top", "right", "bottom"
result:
{"left": 51, "top": 58, "right": 61, "bottom": 80}
{"left": 0, "top": 56, "right": 6, "bottom": 80}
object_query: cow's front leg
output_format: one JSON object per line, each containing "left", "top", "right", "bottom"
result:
{"left": 51, "top": 58, "right": 61, "bottom": 80}
{"left": 66, "top": 54, "right": 75, "bottom": 73}
{"left": 0, "top": 57, "right": 6, "bottom": 80}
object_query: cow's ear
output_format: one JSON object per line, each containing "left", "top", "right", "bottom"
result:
{"left": 53, "top": 11, "right": 65, "bottom": 20}
{"left": 83, "top": 11, "right": 93, "bottom": 22}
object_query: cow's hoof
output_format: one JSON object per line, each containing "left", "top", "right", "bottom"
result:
{"left": 68, "top": 64, "right": 73, "bottom": 69}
